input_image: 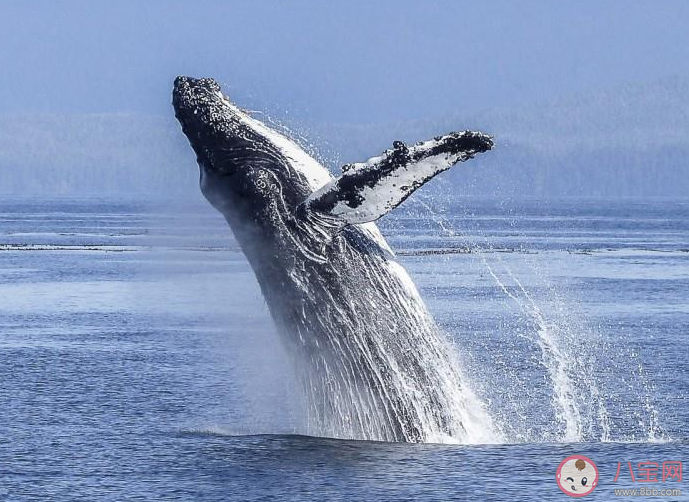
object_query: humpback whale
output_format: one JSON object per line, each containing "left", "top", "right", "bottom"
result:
{"left": 172, "top": 76, "right": 495, "bottom": 443}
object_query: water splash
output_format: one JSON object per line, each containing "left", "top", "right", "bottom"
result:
{"left": 485, "top": 257, "right": 584, "bottom": 441}
{"left": 222, "top": 199, "right": 496, "bottom": 445}
{"left": 288, "top": 249, "right": 503, "bottom": 444}
{"left": 413, "top": 196, "right": 626, "bottom": 443}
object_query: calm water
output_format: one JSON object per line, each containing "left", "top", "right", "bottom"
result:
{"left": 1, "top": 196, "right": 688, "bottom": 501}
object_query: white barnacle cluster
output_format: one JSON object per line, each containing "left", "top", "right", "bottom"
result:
{"left": 255, "top": 169, "right": 270, "bottom": 192}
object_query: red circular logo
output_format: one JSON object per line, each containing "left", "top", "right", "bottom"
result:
{"left": 556, "top": 455, "right": 599, "bottom": 497}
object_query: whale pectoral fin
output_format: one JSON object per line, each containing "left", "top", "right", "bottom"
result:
{"left": 302, "top": 131, "right": 493, "bottom": 225}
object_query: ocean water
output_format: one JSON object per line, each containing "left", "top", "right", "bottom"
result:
{"left": 0, "top": 196, "right": 687, "bottom": 501}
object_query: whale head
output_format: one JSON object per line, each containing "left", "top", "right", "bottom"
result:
{"left": 172, "top": 76, "right": 330, "bottom": 227}
{"left": 173, "top": 76, "right": 255, "bottom": 176}
{"left": 173, "top": 75, "right": 494, "bottom": 262}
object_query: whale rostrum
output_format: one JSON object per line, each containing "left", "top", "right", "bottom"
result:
{"left": 172, "top": 76, "right": 497, "bottom": 443}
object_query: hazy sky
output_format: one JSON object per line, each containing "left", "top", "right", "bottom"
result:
{"left": 1, "top": 0, "right": 687, "bottom": 122}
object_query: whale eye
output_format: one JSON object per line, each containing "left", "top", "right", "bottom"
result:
{"left": 581, "top": 477, "right": 587, "bottom": 486}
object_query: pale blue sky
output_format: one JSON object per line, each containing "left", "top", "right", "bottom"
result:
{"left": 0, "top": 0, "right": 687, "bottom": 122}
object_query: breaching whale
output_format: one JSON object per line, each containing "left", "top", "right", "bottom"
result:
{"left": 172, "top": 76, "right": 495, "bottom": 443}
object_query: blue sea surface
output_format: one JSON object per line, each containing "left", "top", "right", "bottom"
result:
{"left": 0, "top": 196, "right": 687, "bottom": 501}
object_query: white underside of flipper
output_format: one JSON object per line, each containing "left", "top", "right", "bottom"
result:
{"left": 304, "top": 132, "right": 493, "bottom": 225}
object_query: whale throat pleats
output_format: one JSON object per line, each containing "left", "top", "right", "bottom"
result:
{"left": 302, "top": 131, "right": 493, "bottom": 225}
